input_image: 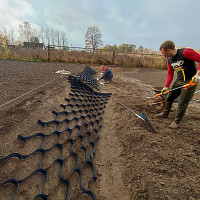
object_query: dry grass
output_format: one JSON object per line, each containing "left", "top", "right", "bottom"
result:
{"left": 0, "top": 47, "right": 167, "bottom": 69}
{"left": 113, "top": 52, "right": 166, "bottom": 69}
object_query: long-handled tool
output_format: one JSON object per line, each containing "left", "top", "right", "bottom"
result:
{"left": 117, "top": 101, "right": 155, "bottom": 133}
{"left": 190, "top": 99, "right": 200, "bottom": 104}
{"left": 152, "top": 80, "right": 197, "bottom": 99}
{"left": 190, "top": 90, "right": 200, "bottom": 104}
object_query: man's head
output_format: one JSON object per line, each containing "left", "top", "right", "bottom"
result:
{"left": 160, "top": 40, "right": 176, "bottom": 58}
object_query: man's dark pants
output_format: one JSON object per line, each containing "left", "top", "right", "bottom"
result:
{"left": 163, "top": 80, "right": 198, "bottom": 124}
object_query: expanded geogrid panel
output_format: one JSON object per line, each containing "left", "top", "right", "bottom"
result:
{"left": 76, "top": 66, "right": 99, "bottom": 89}
{"left": 0, "top": 75, "right": 112, "bottom": 200}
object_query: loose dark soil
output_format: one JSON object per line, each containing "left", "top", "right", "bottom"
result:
{"left": 0, "top": 59, "right": 200, "bottom": 200}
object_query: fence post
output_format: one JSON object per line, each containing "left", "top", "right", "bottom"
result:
{"left": 47, "top": 45, "right": 50, "bottom": 62}
{"left": 112, "top": 50, "right": 115, "bottom": 64}
{"left": 92, "top": 48, "right": 95, "bottom": 63}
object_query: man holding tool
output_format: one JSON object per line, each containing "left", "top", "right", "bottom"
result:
{"left": 155, "top": 40, "right": 200, "bottom": 129}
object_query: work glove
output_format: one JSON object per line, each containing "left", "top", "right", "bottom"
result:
{"left": 192, "top": 75, "right": 200, "bottom": 83}
{"left": 97, "top": 77, "right": 100, "bottom": 81}
{"left": 161, "top": 87, "right": 169, "bottom": 95}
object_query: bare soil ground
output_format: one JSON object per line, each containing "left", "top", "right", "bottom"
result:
{"left": 0, "top": 59, "right": 200, "bottom": 200}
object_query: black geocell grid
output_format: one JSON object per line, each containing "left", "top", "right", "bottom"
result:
{"left": 0, "top": 73, "right": 112, "bottom": 200}
{"left": 76, "top": 66, "right": 99, "bottom": 90}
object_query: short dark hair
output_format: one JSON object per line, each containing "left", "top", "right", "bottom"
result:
{"left": 160, "top": 40, "right": 175, "bottom": 51}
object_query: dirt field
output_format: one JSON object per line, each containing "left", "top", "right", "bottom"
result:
{"left": 0, "top": 59, "right": 200, "bottom": 200}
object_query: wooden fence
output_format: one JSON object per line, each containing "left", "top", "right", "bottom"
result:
{"left": 0, "top": 45, "right": 167, "bottom": 69}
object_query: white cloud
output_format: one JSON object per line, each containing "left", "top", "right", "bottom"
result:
{"left": 1, "top": 0, "right": 200, "bottom": 50}
{"left": 0, "top": 0, "right": 35, "bottom": 30}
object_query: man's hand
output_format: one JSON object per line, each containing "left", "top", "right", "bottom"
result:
{"left": 161, "top": 87, "right": 169, "bottom": 95}
{"left": 192, "top": 75, "right": 200, "bottom": 83}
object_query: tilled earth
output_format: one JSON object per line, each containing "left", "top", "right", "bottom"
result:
{"left": 0, "top": 59, "right": 200, "bottom": 200}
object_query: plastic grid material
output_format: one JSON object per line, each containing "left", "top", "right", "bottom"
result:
{"left": 0, "top": 75, "right": 112, "bottom": 200}
{"left": 76, "top": 66, "right": 99, "bottom": 89}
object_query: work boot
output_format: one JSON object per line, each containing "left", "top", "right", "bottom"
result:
{"left": 169, "top": 122, "right": 179, "bottom": 129}
{"left": 155, "top": 112, "right": 168, "bottom": 118}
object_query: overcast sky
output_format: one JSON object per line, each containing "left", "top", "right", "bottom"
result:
{"left": 1, "top": 0, "right": 200, "bottom": 50}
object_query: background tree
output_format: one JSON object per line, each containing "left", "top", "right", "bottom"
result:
{"left": 103, "top": 43, "right": 136, "bottom": 52}
{"left": 30, "top": 36, "right": 39, "bottom": 43}
{"left": 18, "top": 21, "right": 32, "bottom": 42}
{"left": 103, "top": 44, "right": 114, "bottom": 51}
{"left": 103, "top": 44, "right": 118, "bottom": 51}
{"left": 0, "top": 28, "right": 9, "bottom": 43}
{"left": 0, "top": 33, "right": 9, "bottom": 47}
{"left": 0, "top": 27, "right": 18, "bottom": 45}
{"left": 50, "top": 28, "right": 56, "bottom": 46}
{"left": 144, "top": 48, "right": 153, "bottom": 53}
{"left": 117, "top": 43, "right": 136, "bottom": 52}
{"left": 138, "top": 45, "right": 144, "bottom": 52}
{"left": 60, "top": 31, "right": 67, "bottom": 46}
{"left": 130, "top": 44, "right": 136, "bottom": 51}
{"left": 10, "top": 29, "right": 15, "bottom": 44}
{"left": 32, "top": 27, "right": 41, "bottom": 43}
{"left": 38, "top": 27, "right": 45, "bottom": 44}
{"left": 112, "top": 44, "right": 118, "bottom": 51}
{"left": 55, "top": 30, "right": 60, "bottom": 46}
{"left": 44, "top": 27, "right": 50, "bottom": 45}
{"left": 85, "top": 26, "right": 103, "bottom": 49}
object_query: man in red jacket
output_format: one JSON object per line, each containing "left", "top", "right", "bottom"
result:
{"left": 156, "top": 40, "right": 200, "bottom": 129}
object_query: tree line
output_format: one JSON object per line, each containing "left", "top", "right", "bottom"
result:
{"left": 0, "top": 21, "right": 68, "bottom": 47}
{"left": 102, "top": 43, "right": 152, "bottom": 53}
{"left": 0, "top": 21, "right": 152, "bottom": 53}
{"left": 84, "top": 26, "right": 151, "bottom": 53}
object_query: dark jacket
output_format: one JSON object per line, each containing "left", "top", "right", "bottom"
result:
{"left": 99, "top": 67, "right": 113, "bottom": 81}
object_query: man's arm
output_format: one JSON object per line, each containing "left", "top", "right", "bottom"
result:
{"left": 196, "top": 70, "right": 200, "bottom": 76}
{"left": 183, "top": 49, "right": 200, "bottom": 70}
{"left": 164, "top": 61, "right": 174, "bottom": 88}
{"left": 184, "top": 49, "right": 200, "bottom": 82}
{"left": 99, "top": 72, "right": 106, "bottom": 80}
